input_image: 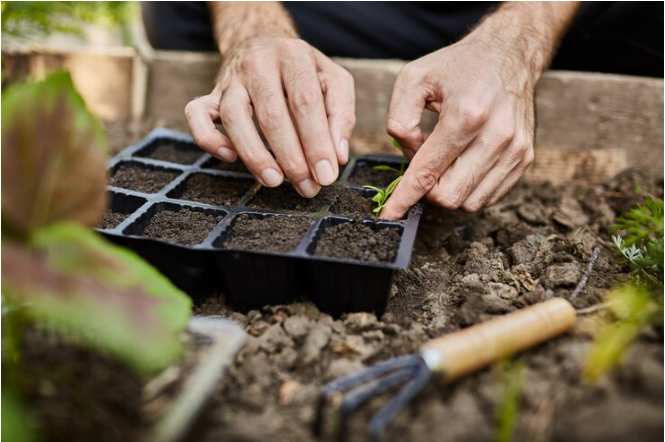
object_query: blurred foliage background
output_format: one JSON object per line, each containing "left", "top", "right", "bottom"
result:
{"left": 1, "top": 1, "right": 137, "bottom": 48}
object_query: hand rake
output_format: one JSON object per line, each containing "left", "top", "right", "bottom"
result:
{"left": 314, "top": 297, "right": 577, "bottom": 442}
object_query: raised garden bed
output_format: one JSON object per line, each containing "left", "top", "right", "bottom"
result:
{"left": 98, "top": 128, "right": 423, "bottom": 316}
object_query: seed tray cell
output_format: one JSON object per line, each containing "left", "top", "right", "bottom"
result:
{"left": 99, "top": 128, "right": 422, "bottom": 316}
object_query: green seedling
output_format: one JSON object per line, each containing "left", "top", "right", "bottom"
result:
{"left": 363, "top": 138, "right": 407, "bottom": 214}
{"left": 372, "top": 137, "right": 406, "bottom": 175}
{"left": 363, "top": 175, "right": 403, "bottom": 214}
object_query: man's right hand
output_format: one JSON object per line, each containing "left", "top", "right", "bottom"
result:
{"left": 185, "top": 36, "right": 355, "bottom": 198}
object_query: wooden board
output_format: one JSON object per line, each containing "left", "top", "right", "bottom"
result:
{"left": 2, "top": 49, "right": 662, "bottom": 183}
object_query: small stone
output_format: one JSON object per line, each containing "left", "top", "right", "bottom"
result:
{"left": 343, "top": 312, "right": 378, "bottom": 332}
{"left": 228, "top": 312, "right": 248, "bottom": 326}
{"left": 283, "top": 316, "right": 312, "bottom": 341}
{"left": 362, "top": 330, "right": 385, "bottom": 341}
{"left": 517, "top": 201, "right": 548, "bottom": 225}
{"left": 258, "top": 323, "right": 293, "bottom": 352}
{"left": 487, "top": 282, "right": 518, "bottom": 300}
{"left": 552, "top": 196, "right": 590, "bottom": 230}
{"left": 247, "top": 310, "right": 261, "bottom": 322}
{"left": 543, "top": 262, "right": 581, "bottom": 288}
{"left": 247, "top": 320, "right": 271, "bottom": 337}
{"left": 279, "top": 380, "right": 300, "bottom": 405}
{"left": 301, "top": 322, "right": 332, "bottom": 365}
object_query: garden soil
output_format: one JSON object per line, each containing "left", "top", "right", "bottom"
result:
{"left": 142, "top": 209, "right": 223, "bottom": 245}
{"left": 192, "top": 170, "right": 663, "bottom": 442}
{"left": 224, "top": 214, "right": 313, "bottom": 253}
{"left": 24, "top": 121, "right": 661, "bottom": 442}
{"left": 140, "top": 143, "right": 203, "bottom": 165}
{"left": 315, "top": 222, "right": 401, "bottom": 263}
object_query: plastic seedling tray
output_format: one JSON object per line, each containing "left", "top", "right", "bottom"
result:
{"left": 99, "top": 128, "right": 422, "bottom": 317}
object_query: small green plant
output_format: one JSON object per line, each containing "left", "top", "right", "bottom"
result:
{"left": 585, "top": 195, "right": 663, "bottom": 380}
{"left": 363, "top": 138, "right": 406, "bottom": 214}
{"left": 364, "top": 176, "right": 403, "bottom": 214}
{"left": 495, "top": 358, "right": 525, "bottom": 442}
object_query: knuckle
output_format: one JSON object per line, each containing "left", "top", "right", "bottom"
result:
{"left": 523, "top": 147, "right": 535, "bottom": 167}
{"left": 461, "top": 199, "right": 483, "bottom": 213}
{"left": 257, "top": 100, "right": 286, "bottom": 130}
{"left": 339, "top": 110, "right": 357, "bottom": 128}
{"left": 184, "top": 100, "right": 198, "bottom": 120}
{"left": 386, "top": 118, "right": 416, "bottom": 141}
{"left": 241, "top": 53, "right": 262, "bottom": 73}
{"left": 399, "top": 61, "right": 423, "bottom": 80}
{"left": 279, "top": 39, "right": 310, "bottom": 56}
{"left": 219, "top": 99, "right": 240, "bottom": 126}
{"left": 436, "top": 192, "right": 463, "bottom": 210}
{"left": 279, "top": 159, "right": 308, "bottom": 179}
{"left": 506, "top": 142, "right": 528, "bottom": 164}
{"left": 412, "top": 168, "right": 438, "bottom": 194}
{"left": 193, "top": 132, "right": 217, "bottom": 149}
{"left": 292, "top": 89, "right": 321, "bottom": 110}
{"left": 456, "top": 100, "right": 489, "bottom": 133}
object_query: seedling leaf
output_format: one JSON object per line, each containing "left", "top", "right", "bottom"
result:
{"left": 372, "top": 165, "right": 400, "bottom": 172}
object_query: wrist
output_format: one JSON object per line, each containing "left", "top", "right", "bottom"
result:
{"left": 467, "top": 2, "right": 580, "bottom": 82}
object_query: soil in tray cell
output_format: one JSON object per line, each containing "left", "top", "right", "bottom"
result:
{"left": 221, "top": 214, "right": 312, "bottom": 253}
{"left": 174, "top": 174, "right": 254, "bottom": 206}
{"left": 347, "top": 162, "right": 401, "bottom": 188}
{"left": 138, "top": 142, "right": 203, "bottom": 165}
{"left": 249, "top": 184, "right": 334, "bottom": 213}
{"left": 329, "top": 187, "right": 377, "bottom": 220}
{"left": 314, "top": 221, "right": 400, "bottom": 263}
{"left": 110, "top": 164, "right": 179, "bottom": 194}
{"left": 99, "top": 210, "right": 130, "bottom": 229}
{"left": 201, "top": 157, "right": 249, "bottom": 173}
{"left": 142, "top": 208, "right": 223, "bottom": 245}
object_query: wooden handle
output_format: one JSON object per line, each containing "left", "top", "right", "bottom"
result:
{"left": 420, "top": 298, "right": 576, "bottom": 381}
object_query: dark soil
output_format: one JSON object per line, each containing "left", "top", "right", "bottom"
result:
{"left": 110, "top": 164, "right": 179, "bottom": 194}
{"left": 328, "top": 187, "right": 377, "bottom": 220}
{"left": 142, "top": 208, "right": 223, "bottom": 245}
{"left": 138, "top": 143, "right": 203, "bottom": 165}
{"left": 348, "top": 164, "right": 400, "bottom": 188}
{"left": 314, "top": 222, "right": 401, "bottom": 263}
{"left": 249, "top": 185, "right": 335, "bottom": 213}
{"left": 99, "top": 210, "right": 130, "bottom": 229}
{"left": 202, "top": 157, "right": 249, "bottom": 173}
{"left": 175, "top": 174, "right": 254, "bottom": 207}
{"left": 9, "top": 327, "right": 145, "bottom": 442}
{"left": 222, "top": 214, "right": 312, "bottom": 253}
{"left": 191, "top": 170, "right": 663, "bottom": 442}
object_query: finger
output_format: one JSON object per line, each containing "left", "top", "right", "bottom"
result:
{"left": 246, "top": 73, "right": 320, "bottom": 197}
{"left": 185, "top": 94, "right": 238, "bottom": 162}
{"left": 281, "top": 42, "right": 338, "bottom": 186}
{"left": 379, "top": 107, "right": 482, "bottom": 219}
{"left": 386, "top": 62, "right": 428, "bottom": 155}
{"left": 218, "top": 84, "right": 284, "bottom": 187}
{"left": 460, "top": 140, "right": 533, "bottom": 211}
{"left": 425, "top": 120, "right": 514, "bottom": 211}
{"left": 486, "top": 148, "right": 534, "bottom": 206}
{"left": 316, "top": 51, "right": 356, "bottom": 165}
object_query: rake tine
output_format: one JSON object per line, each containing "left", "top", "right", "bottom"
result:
{"left": 367, "top": 357, "right": 431, "bottom": 442}
{"left": 337, "top": 365, "right": 418, "bottom": 442}
{"left": 314, "top": 355, "right": 418, "bottom": 437}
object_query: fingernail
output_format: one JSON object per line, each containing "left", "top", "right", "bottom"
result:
{"left": 216, "top": 147, "right": 237, "bottom": 162}
{"left": 314, "top": 160, "right": 336, "bottom": 185}
{"left": 297, "top": 179, "right": 320, "bottom": 198}
{"left": 260, "top": 168, "right": 283, "bottom": 187}
{"left": 339, "top": 139, "right": 349, "bottom": 164}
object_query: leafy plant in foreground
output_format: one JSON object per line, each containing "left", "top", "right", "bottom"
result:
{"left": 1, "top": 72, "right": 191, "bottom": 374}
{"left": 585, "top": 195, "right": 663, "bottom": 380}
{"left": 363, "top": 138, "right": 406, "bottom": 214}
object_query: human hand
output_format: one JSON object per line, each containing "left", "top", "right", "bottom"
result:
{"left": 379, "top": 2, "right": 581, "bottom": 219}
{"left": 185, "top": 37, "right": 355, "bottom": 197}
{"left": 380, "top": 34, "right": 536, "bottom": 218}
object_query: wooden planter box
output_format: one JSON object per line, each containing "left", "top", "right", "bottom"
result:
{"left": 3, "top": 47, "right": 663, "bottom": 184}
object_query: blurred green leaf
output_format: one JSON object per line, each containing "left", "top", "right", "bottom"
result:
{"left": 2, "top": 223, "right": 192, "bottom": 374}
{"left": 372, "top": 165, "right": 400, "bottom": 172}
{"left": 1, "top": 390, "right": 36, "bottom": 442}
{"left": 1, "top": 72, "right": 108, "bottom": 240}
{"left": 495, "top": 359, "right": 525, "bottom": 442}
{"left": 585, "top": 284, "right": 659, "bottom": 380}
{"left": 1, "top": 1, "right": 134, "bottom": 43}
